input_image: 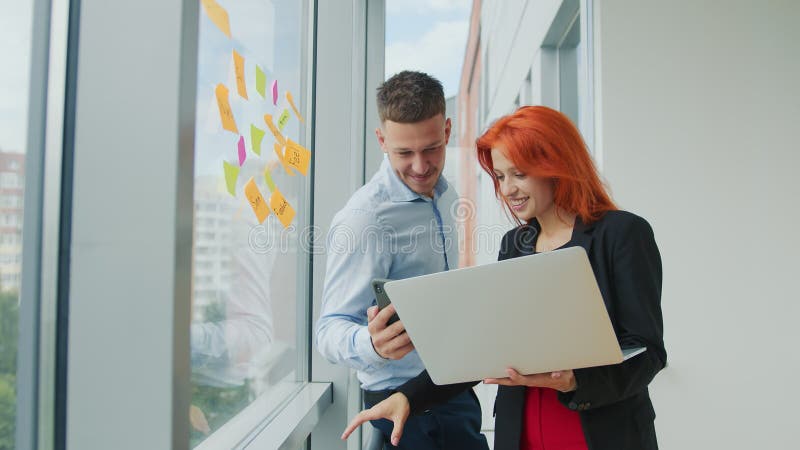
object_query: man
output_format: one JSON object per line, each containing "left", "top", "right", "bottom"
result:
{"left": 316, "top": 71, "right": 488, "bottom": 449}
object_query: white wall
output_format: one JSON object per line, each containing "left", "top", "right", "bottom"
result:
{"left": 596, "top": 1, "right": 800, "bottom": 448}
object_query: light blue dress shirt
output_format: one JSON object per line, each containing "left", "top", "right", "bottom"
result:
{"left": 316, "top": 156, "right": 460, "bottom": 391}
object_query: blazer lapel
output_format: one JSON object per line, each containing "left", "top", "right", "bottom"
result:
{"left": 570, "top": 216, "right": 595, "bottom": 254}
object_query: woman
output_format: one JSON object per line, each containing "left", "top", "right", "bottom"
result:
{"left": 342, "top": 106, "right": 666, "bottom": 450}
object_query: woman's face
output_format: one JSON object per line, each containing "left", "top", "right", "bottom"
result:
{"left": 491, "top": 146, "right": 555, "bottom": 222}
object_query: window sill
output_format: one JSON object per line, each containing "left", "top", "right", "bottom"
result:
{"left": 243, "top": 382, "right": 333, "bottom": 449}
{"left": 194, "top": 382, "right": 332, "bottom": 450}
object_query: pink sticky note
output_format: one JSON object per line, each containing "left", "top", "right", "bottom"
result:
{"left": 271, "top": 80, "right": 278, "bottom": 105}
{"left": 238, "top": 136, "right": 246, "bottom": 166}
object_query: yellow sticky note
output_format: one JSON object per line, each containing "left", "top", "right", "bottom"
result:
{"left": 215, "top": 84, "right": 238, "bottom": 134}
{"left": 277, "top": 109, "right": 290, "bottom": 131}
{"left": 244, "top": 177, "right": 270, "bottom": 224}
{"left": 233, "top": 50, "right": 248, "bottom": 99}
{"left": 251, "top": 124, "right": 266, "bottom": 156}
{"left": 263, "top": 114, "right": 285, "bottom": 146}
{"left": 223, "top": 161, "right": 239, "bottom": 196}
{"left": 200, "top": 0, "right": 231, "bottom": 38}
{"left": 269, "top": 189, "right": 295, "bottom": 229}
{"left": 255, "top": 65, "right": 266, "bottom": 98}
{"left": 286, "top": 91, "right": 304, "bottom": 123}
{"left": 273, "top": 142, "right": 296, "bottom": 176}
{"left": 285, "top": 139, "right": 311, "bottom": 176}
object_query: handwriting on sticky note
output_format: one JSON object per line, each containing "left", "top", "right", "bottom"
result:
{"left": 269, "top": 189, "right": 295, "bottom": 229}
{"left": 286, "top": 92, "right": 305, "bottom": 123}
{"left": 277, "top": 109, "right": 290, "bottom": 131}
{"left": 273, "top": 142, "right": 295, "bottom": 176}
{"left": 237, "top": 136, "right": 246, "bottom": 166}
{"left": 233, "top": 50, "right": 248, "bottom": 99}
{"left": 285, "top": 139, "right": 311, "bottom": 176}
{"left": 255, "top": 65, "right": 266, "bottom": 99}
{"left": 223, "top": 161, "right": 240, "bottom": 196}
{"left": 200, "top": 0, "right": 231, "bottom": 38}
{"left": 215, "top": 84, "right": 238, "bottom": 134}
{"left": 263, "top": 114, "right": 285, "bottom": 146}
{"left": 244, "top": 177, "right": 270, "bottom": 224}
{"left": 271, "top": 80, "right": 278, "bottom": 105}
{"left": 251, "top": 124, "right": 266, "bottom": 156}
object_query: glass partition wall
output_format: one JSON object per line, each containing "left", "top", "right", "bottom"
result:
{"left": 190, "top": 0, "right": 314, "bottom": 447}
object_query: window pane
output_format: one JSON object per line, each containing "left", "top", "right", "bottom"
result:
{"left": 190, "top": 0, "right": 310, "bottom": 446}
{"left": 0, "top": 1, "right": 33, "bottom": 448}
{"left": 558, "top": 15, "right": 580, "bottom": 127}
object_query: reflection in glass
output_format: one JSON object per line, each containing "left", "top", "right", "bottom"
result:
{"left": 190, "top": 0, "right": 309, "bottom": 446}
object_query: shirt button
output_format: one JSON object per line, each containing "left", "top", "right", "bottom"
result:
{"left": 568, "top": 402, "right": 578, "bottom": 410}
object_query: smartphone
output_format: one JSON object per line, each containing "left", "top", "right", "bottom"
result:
{"left": 371, "top": 279, "right": 400, "bottom": 325}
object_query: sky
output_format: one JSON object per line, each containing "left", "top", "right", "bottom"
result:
{"left": 385, "top": 0, "right": 472, "bottom": 98}
{"left": 0, "top": 1, "right": 34, "bottom": 152}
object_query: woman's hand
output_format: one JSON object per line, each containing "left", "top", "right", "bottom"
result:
{"left": 341, "top": 392, "right": 411, "bottom": 446}
{"left": 484, "top": 368, "right": 577, "bottom": 392}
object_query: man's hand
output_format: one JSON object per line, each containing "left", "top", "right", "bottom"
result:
{"left": 484, "top": 368, "right": 577, "bottom": 392}
{"left": 367, "top": 305, "right": 414, "bottom": 359}
{"left": 341, "top": 392, "right": 410, "bottom": 446}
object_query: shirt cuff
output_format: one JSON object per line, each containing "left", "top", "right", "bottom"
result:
{"left": 356, "top": 326, "right": 389, "bottom": 368}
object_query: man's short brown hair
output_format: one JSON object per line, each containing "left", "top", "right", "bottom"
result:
{"left": 376, "top": 71, "right": 446, "bottom": 123}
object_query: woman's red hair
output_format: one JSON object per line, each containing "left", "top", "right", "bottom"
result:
{"left": 476, "top": 106, "right": 616, "bottom": 224}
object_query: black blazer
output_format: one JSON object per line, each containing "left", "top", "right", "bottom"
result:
{"left": 396, "top": 210, "right": 666, "bottom": 450}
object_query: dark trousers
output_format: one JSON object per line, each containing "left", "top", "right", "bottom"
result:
{"left": 364, "top": 389, "right": 489, "bottom": 450}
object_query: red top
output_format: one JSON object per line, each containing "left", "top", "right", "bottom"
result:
{"left": 520, "top": 387, "right": 588, "bottom": 450}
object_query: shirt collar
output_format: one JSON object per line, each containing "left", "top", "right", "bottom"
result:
{"left": 380, "top": 155, "right": 450, "bottom": 202}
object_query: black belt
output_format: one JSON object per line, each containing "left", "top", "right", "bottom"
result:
{"left": 362, "top": 388, "right": 396, "bottom": 406}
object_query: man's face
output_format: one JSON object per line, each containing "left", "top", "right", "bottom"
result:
{"left": 376, "top": 114, "right": 451, "bottom": 197}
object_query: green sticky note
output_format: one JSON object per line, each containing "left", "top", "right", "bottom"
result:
{"left": 223, "top": 161, "right": 239, "bottom": 196}
{"left": 277, "top": 108, "right": 290, "bottom": 131}
{"left": 251, "top": 124, "right": 266, "bottom": 156}
{"left": 255, "top": 65, "right": 266, "bottom": 99}
{"left": 263, "top": 166, "right": 276, "bottom": 192}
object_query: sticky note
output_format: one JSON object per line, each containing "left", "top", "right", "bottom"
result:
{"left": 255, "top": 65, "right": 266, "bottom": 98}
{"left": 233, "top": 50, "right": 248, "bottom": 99}
{"left": 273, "top": 142, "right": 295, "bottom": 176}
{"left": 237, "top": 136, "right": 246, "bottom": 166}
{"left": 250, "top": 124, "right": 266, "bottom": 156}
{"left": 263, "top": 114, "right": 285, "bottom": 146}
{"left": 285, "top": 139, "right": 311, "bottom": 176}
{"left": 277, "top": 109, "right": 290, "bottom": 131}
{"left": 215, "top": 84, "right": 238, "bottom": 134}
{"left": 200, "top": 0, "right": 231, "bottom": 38}
{"left": 223, "top": 161, "right": 239, "bottom": 196}
{"left": 244, "top": 177, "right": 270, "bottom": 224}
{"left": 263, "top": 166, "right": 276, "bottom": 192}
{"left": 269, "top": 189, "right": 295, "bottom": 229}
{"left": 286, "top": 92, "right": 304, "bottom": 123}
{"left": 271, "top": 80, "right": 278, "bottom": 105}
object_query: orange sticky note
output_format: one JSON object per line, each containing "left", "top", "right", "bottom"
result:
{"left": 215, "top": 84, "right": 238, "bottom": 134}
{"left": 269, "top": 189, "right": 295, "bottom": 229}
{"left": 273, "top": 142, "right": 296, "bottom": 176}
{"left": 233, "top": 50, "right": 248, "bottom": 99}
{"left": 244, "top": 177, "right": 270, "bottom": 224}
{"left": 285, "top": 139, "right": 311, "bottom": 176}
{"left": 200, "top": 0, "right": 231, "bottom": 38}
{"left": 286, "top": 92, "right": 305, "bottom": 123}
{"left": 263, "top": 114, "right": 285, "bottom": 146}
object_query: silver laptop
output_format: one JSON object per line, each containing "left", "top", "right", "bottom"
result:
{"left": 378, "top": 246, "right": 644, "bottom": 385}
